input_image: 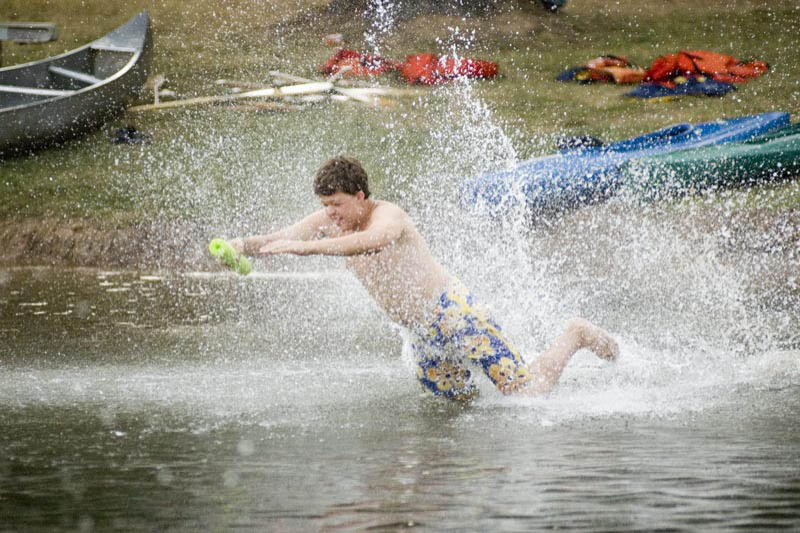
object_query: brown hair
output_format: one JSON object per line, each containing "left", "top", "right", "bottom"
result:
{"left": 313, "top": 156, "right": 371, "bottom": 198}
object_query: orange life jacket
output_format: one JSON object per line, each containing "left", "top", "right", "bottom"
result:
{"left": 644, "top": 50, "right": 768, "bottom": 86}
{"left": 571, "top": 56, "right": 645, "bottom": 84}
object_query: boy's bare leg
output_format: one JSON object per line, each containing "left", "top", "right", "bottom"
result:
{"left": 524, "top": 318, "right": 619, "bottom": 396}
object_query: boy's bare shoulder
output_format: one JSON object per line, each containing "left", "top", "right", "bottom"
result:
{"left": 372, "top": 200, "right": 412, "bottom": 223}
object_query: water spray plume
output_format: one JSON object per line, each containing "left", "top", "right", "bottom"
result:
{"left": 363, "top": 0, "right": 397, "bottom": 56}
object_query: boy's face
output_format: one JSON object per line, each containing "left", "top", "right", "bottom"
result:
{"left": 319, "top": 191, "right": 366, "bottom": 231}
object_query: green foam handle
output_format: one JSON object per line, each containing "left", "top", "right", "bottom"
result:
{"left": 208, "top": 238, "right": 252, "bottom": 275}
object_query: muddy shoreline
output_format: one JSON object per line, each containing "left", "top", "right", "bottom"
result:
{"left": 1, "top": 206, "right": 797, "bottom": 271}
{"left": 0, "top": 217, "right": 215, "bottom": 271}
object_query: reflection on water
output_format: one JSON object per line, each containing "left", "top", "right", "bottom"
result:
{"left": 1, "top": 267, "right": 799, "bottom": 531}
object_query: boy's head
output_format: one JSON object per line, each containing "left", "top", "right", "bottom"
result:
{"left": 314, "top": 156, "right": 371, "bottom": 198}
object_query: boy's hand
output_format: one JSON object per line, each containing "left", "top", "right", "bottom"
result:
{"left": 229, "top": 238, "right": 244, "bottom": 254}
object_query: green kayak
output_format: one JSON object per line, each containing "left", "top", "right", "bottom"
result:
{"left": 620, "top": 122, "right": 800, "bottom": 200}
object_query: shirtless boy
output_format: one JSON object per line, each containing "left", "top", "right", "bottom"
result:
{"left": 231, "top": 156, "right": 618, "bottom": 399}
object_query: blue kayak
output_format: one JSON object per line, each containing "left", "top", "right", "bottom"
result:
{"left": 459, "top": 111, "right": 790, "bottom": 217}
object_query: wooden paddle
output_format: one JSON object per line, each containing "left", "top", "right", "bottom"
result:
{"left": 128, "top": 80, "right": 334, "bottom": 112}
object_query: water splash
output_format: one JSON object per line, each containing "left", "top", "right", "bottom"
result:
{"left": 5, "top": 4, "right": 796, "bottom": 424}
{"left": 365, "top": 24, "right": 800, "bottom": 419}
{"left": 363, "top": 0, "right": 398, "bottom": 56}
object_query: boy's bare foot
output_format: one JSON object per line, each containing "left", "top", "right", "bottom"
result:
{"left": 567, "top": 318, "right": 619, "bottom": 361}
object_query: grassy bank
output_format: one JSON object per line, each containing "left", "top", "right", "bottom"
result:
{"left": 0, "top": 0, "right": 798, "bottom": 232}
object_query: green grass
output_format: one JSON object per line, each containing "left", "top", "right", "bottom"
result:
{"left": 1, "top": 0, "right": 799, "bottom": 225}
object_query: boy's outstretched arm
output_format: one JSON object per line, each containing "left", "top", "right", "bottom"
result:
{"left": 230, "top": 209, "right": 335, "bottom": 255}
{"left": 258, "top": 214, "right": 404, "bottom": 257}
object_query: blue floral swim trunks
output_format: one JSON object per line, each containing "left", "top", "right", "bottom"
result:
{"left": 409, "top": 280, "right": 534, "bottom": 400}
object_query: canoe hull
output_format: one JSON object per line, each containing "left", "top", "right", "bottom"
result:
{"left": 0, "top": 12, "right": 151, "bottom": 155}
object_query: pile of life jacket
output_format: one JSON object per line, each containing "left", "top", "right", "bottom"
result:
{"left": 557, "top": 50, "right": 769, "bottom": 99}
{"left": 320, "top": 49, "right": 498, "bottom": 85}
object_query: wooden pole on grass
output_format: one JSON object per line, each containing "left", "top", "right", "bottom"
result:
{"left": 127, "top": 80, "right": 334, "bottom": 112}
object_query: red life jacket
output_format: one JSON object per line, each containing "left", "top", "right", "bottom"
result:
{"left": 401, "top": 53, "right": 498, "bottom": 85}
{"left": 400, "top": 53, "right": 439, "bottom": 85}
{"left": 319, "top": 49, "right": 401, "bottom": 77}
{"left": 320, "top": 49, "right": 498, "bottom": 84}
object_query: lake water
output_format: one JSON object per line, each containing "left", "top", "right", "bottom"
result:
{"left": 2, "top": 258, "right": 799, "bottom": 531}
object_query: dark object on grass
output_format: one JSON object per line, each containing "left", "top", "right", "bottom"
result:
{"left": 625, "top": 75, "right": 735, "bottom": 99}
{"left": 556, "top": 66, "right": 588, "bottom": 83}
{"left": 111, "top": 126, "right": 150, "bottom": 144}
{"left": 541, "top": 0, "right": 566, "bottom": 11}
{"left": 0, "top": 12, "right": 151, "bottom": 155}
{"left": 556, "top": 135, "right": 605, "bottom": 150}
